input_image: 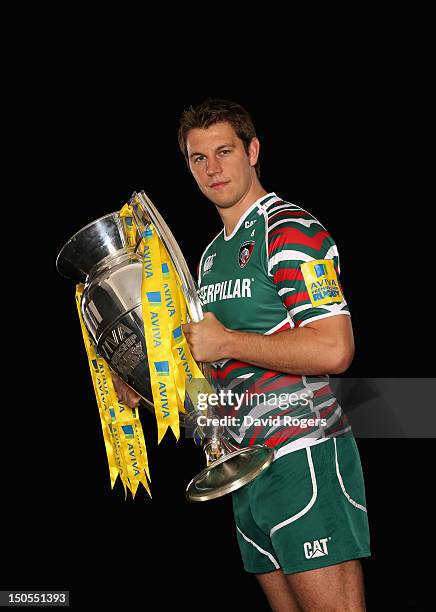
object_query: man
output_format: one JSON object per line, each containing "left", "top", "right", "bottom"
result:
{"left": 115, "top": 99, "right": 371, "bottom": 611}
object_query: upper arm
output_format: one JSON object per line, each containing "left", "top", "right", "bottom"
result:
{"left": 304, "top": 314, "right": 355, "bottom": 371}
{"left": 304, "top": 313, "right": 354, "bottom": 348}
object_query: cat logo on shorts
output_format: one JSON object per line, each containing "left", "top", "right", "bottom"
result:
{"left": 238, "top": 241, "right": 255, "bottom": 268}
{"left": 304, "top": 537, "right": 330, "bottom": 559}
{"left": 300, "top": 259, "right": 344, "bottom": 306}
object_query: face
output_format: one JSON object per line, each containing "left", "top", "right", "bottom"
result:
{"left": 186, "top": 121, "right": 259, "bottom": 209}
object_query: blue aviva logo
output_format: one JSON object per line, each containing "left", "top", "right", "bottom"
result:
{"left": 125, "top": 217, "right": 133, "bottom": 227}
{"left": 109, "top": 408, "right": 116, "bottom": 422}
{"left": 154, "top": 361, "right": 170, "bottom": 376}
{"left": 146, "top": 291, "right": 162, "bottom": 305}
{"left": 173, "top": 326, "right": 182, "bottom": 341}
{"left": 162, "top": 262, "right": 170, "bottom": 278}
{"left": 142, "top": 226, "right": 153, "bottom": 238}
{"left": 121, "top": 424, "right": 135, "bottom": 439}
{"left": 314, "top": 263, "right": 327, "bottom": 278}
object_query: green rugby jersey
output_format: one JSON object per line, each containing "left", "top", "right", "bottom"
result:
{"left": 198, "top": 193, "right": 351, "bottom": 453}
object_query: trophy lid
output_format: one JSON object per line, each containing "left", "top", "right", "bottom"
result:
{"left": 56, "top": 212, "right": 130, "bottom": 283}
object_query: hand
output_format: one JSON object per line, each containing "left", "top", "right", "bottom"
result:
{"left": 182, "top": 312, "right": 231, "bottom": 362}
{"left": 112, "top": 373, "right": 141, "bottom": 408}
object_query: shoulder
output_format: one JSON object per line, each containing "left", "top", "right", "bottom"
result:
{"left": 262, "top": 198, "right": 327, "bottom": 233}
{"left": 262, "top": 199, "right": 341, "bottom": 265}
{"left": 262, "top": 199, "right": 332, "bottom": 248}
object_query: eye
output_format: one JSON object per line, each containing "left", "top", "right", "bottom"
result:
{"left": 218, "top": 149, "right": 232, "bottom": 157}
{"left": 193, "top": 155, "right": 206, "bottom": 163}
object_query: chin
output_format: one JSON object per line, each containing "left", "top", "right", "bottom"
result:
{"left": 210, "top": 191, "right": 237, "bottom": 207}
{"left": 214, "top": 198, "right": 237, "bottom": 209}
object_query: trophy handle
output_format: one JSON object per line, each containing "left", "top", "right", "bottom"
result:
{"left": 129, "top": 191, "right": 203, "bottom": 323}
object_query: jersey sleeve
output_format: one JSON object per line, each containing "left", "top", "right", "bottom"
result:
{"left": 266, "top": 207, "right": 350, "bottom": 327}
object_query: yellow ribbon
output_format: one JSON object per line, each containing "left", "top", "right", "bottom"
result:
{"left": 138, "top": 222, "right": 181, "bottom": 443}
{"left": 119, "top": 204, "right": 138, "bottom": 247}
{"left": 75, "top": 284, "right": 151, "bottom": 498}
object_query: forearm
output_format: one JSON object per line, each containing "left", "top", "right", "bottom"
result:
{"left": 182, "top": 312, "right": 354, "bottom": 374}
{"left": 223, "top": 325, "right": 350, "bottom": 375}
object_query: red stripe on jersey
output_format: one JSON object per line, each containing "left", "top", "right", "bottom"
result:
{"left": 284, "top": 291, "right": 310, "bottom": 307}
{"left": 256, "top": 371, "right": 282, "bottom": 387}
{"left": 273, "top": 268, "right": 304, "bottom": 283}
{"left": 318, "top": 400, "right": 338, "bottom": 416}
{"left": 248, "top": 425, "right": 264, "bottom": 446}
{"left": 268, "top": 228, "right": 330, "bottom": 252}
{"left": 269, "top": 321, "right": 291, "bottom": 334}
{"left": 245, "top": 371, "right": 280, "bottom": 394}
{"left": 314, "top": 384, "right": 333, "bottom": 399}
{"left": 219, "top": 360, "right": 251, "bottom": 379}
{"left": 268, "top": 210, "right": 305, "bottom": 222}
{"left": 264, "top": 425, "right": 318, "bottom": 447}
{"left": 260, "top": 375, "right": 302, "bottom": 394}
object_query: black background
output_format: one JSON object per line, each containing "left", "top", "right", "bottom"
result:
{"left": 3, "top": 59, "right": 433, "bottom": 610}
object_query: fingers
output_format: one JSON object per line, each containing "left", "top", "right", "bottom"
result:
{"left": 181, "top": 324, "right": 194, "bottom": 353}
{"left": 183, "top": 313, "right": 214, "bottom": 330}
{"left": 112, "top": 373, "right": 141, "bottom": 409}
{"left": 181, "top": 322, "right": 192, "bottom": 335}
{"left": 124, "top": 387, "right": 141, "bottom": 408}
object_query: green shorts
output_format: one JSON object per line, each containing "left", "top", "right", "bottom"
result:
{"left": 232, "top": 436, "right": 371, "bottom": 574}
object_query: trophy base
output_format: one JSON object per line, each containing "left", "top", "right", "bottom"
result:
{"left": 186, "top": 445, "right": 275, "bottom": 502}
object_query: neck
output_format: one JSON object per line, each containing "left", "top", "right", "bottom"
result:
{"left": 218, "top": 182, "right": 268, "bottom": 236}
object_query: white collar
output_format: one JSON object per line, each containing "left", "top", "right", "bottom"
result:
{"left": 223, "top": 192, "right": 277, "bottom": 241}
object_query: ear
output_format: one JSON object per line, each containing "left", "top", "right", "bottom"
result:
{"left": 248, "top": 137, "right": 260, "bottom": 167}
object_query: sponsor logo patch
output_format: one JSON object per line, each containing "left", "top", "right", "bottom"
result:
{"left": 300, "top": 259, "right": 344, "bottom": 306}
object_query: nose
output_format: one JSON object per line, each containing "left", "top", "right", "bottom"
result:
{"left": 206, "top": 157, "right": 222, "bottom": 176}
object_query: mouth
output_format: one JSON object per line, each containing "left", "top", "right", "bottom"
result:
{"left": 210, "top": 181, "right": 229, "bottom": 190}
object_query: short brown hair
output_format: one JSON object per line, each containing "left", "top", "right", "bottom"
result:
{"left": 178, "top": 98, "right": 260, "bottom": 177}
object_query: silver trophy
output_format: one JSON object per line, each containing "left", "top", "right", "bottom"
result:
{"left": 56, "top": 191, "right": 274, "bottom": 501}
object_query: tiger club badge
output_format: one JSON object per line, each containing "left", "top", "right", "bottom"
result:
{"left": 300, "top": 259, "right": 344, "bottom": 306}
{"left": 238, "top": 241, "right": 255, "bottom": 268}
